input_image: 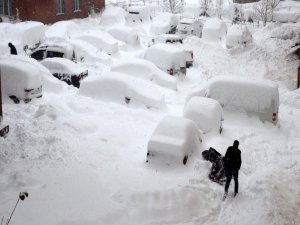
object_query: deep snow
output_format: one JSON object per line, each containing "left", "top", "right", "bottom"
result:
{"left": 1, "top": 2, "right": 300, "bottom": 225}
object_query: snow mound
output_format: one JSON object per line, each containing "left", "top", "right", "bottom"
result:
{"left": 184, "top": 96, "right": 223, "bottom": 133}
{"left": 147, "top": 116, "right": 202, "bottom": 165}
{"left": 111, "top": 58, "right": 177, "bottom": 90}
{"left": 79, "top": 71, "right": 165, "bottom": 109}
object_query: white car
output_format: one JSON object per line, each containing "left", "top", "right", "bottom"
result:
{"left": 150, "top": 12, "right": 178, "bottom": 35}
{"left": 40, "top": 58, "right": 88, "bottom": 88}
{"left": 79, "top": 72, "right": 165, "bottom": 109}
{"left": 184, "top": 96, "right": 223, "bottom": 134}
{"left": 0, "top": 55, "right": 43, "bottom": 103}
{"left": 111, "top": 58, "right": 177, "bottom": 90}
{"left": 147, "top": 116, "right": 202, "bottom": 165}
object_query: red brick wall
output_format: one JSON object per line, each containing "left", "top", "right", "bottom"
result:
{"left": 13, "top": 0, "right": 105, "bottom": 24}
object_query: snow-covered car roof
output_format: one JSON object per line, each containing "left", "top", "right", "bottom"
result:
{"left": 111, "top": 58, "right": 177, "bottom": 90}
{"left": 79, "top": 71, "right": 165, "bottom": 109}
{"left": 40, "top": 57, "right": 87, "bottom": 75}
{"left": 45, "top": 20, "right": 80, "bottom": 41}
{"left": 179, "top": 18, "right": 195, "bottom": 25}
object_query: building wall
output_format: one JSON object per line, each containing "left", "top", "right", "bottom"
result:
{"left": 12, "top": 0, "right": 105, "bottom": 24}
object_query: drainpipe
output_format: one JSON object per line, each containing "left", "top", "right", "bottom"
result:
{"left": 0, "top": 69, "right": 9, "bottom": 138}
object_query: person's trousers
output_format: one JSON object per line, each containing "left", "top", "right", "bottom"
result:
{"left": 225, "top": 170, "right": 239, "bottom": 194}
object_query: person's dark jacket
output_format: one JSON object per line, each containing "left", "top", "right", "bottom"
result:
{"left": 8, "top": 43, "right": 17, "bottom": 55}
{"left": 224, "top": 146, "right": 241, "bottom": 171}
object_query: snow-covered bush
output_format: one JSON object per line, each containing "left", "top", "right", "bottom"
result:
{"left": 147, "top": 116, "right": 202, "bottom": 165}
{"left": 79, "top": 72, "right": 166, "bottom": 109}
{"left": 111, "top": 58, "right": 177, "bottom": 90}
{"left": 184, "top": 96, "right": 223, "bottom": 134}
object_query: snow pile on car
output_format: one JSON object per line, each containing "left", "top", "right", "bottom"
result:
{"left": 111, "top": 58, "right": 177, "bottom": 90}
{"left": 202, "top": 18, "right": 227, "bottom": 42}
{"left": 0, "top": 21, "right": 45, "bottom": 52}
{"left": 150, "top": 12, "right": 178, "bottom": 35}
{"left": 107, "top": 26, "right": 140, "bottom": 45}
{"left": 184, "top": 96, "right": 223, "bottom": 133}
{"left": 100, "top": 6, "right": 126, "bottom": 26}
{"left": 74, "top": 30, "right": 119, "bottom": 55}
{"left": 147, "top": 116, "right": 202, "bottom": 165}
{"left": 79, "top": 71, "right": 166, "bottom": 109}
{"left": 226, "top": 25, "right": 252, "bottom": 49}
{"left": 144, "top": 43, "right": 186, "bottom": 70}
{"left": 45, "top": 21, "right": 80, "bottom": 41}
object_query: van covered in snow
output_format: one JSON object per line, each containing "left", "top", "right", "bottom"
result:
{"left": 187, "top": 76, "right": 279, "bottom": 124}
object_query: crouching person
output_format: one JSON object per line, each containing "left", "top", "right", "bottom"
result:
{"left": 202, "top": 148, "right": 226, "bottom": 185}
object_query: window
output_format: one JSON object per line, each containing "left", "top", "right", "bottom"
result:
{"left": 56, "top": 0, "right": 65, "bottom": 14}
{"left": 0, "top": 0, "right": 12, "bottom": 16}
{"left": 31, "top": 50, "right": 45, "bottom": 61}
{"left": 46, "top": 51, "right": 64, "bottom": 58}
{"left": 74, "top": 0, "right": 81, "bottom": 11}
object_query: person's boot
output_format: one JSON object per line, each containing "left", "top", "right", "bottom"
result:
{"left": 222, "top": 192, "right": 228, "bottom": 201}
{"left": 234, "top": 192, "right": 238, "bottom": 197}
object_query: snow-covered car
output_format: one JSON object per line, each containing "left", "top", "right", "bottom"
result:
{"left": 184, "top": 96, "right": 223, "bottom": 134}
{"left": 149, "top": 34, "right": 194, "bottom": 69}
{"left": 144, "top": 43, "right": 190, "bottom": 75}
{"left": 107, "top": 26, "right": 140, "bottom": 45}
{"left": 111, "top": 58, "right": 177, "bottom": 90}
{"left": 30, "top": 42, "right": 76, "bottom": 61}
{"left": 187, "top": 76, "right": 279, "bottom": 124}
{"left": 40, "top": 58, "right": 88, "bottom": 88}
{"left": 74, "top": 30, "right": 119, "bottom": 55}
{"left": 79, "top": 72, "right": 165, "bottom": 109}
{"left": 226, "top": 25, "right": 252, "bottom": 49}
{"left": 176, "top": 18, "right": 203, "bottom": 37}
{"left": 150, "top": 12, "right": 178, "bottom": 35}
{"left": 147, "top": 116, "right": 202, "bottom": 165}
{"left": 100, "top": 6, "right": 126, "bottom": 26}
{"left": 126, "top": 6, "right": 151, "bottom": 23}
{"left": 0, "top": 55, "right": 43, "bottom": 103}
{"left": 202, "top": 18, "right": 227, "bottom": 42}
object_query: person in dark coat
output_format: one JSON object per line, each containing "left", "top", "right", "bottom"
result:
{"left": 223, "top": 140, "right": 242, "bottom": 198}
{"left": 8, "top": 42, "right": 17, "bottom": 55}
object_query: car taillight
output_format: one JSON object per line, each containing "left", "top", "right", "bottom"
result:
{"left": 272, "top": 113, "right": 277, "bottom": 122}
{"left": 24, "top": 88, "right": 33, "bottom": 93}
{"left": 75, "top": 75, "right": 81, "bottom": 81}
{"left": 169, "top": 68, "right": 174, "bottom": 75}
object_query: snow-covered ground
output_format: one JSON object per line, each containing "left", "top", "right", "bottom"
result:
{"left": 1, "top": 2, "right": 300, "bottom": 225}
